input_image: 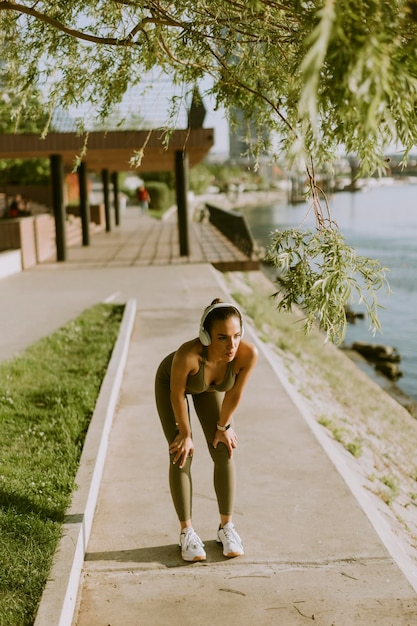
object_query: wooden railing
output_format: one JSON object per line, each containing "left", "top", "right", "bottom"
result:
{"left": 205, "top": 203, "right": 258, "bottom": 258}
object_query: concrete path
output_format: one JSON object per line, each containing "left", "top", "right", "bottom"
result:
{"left": 1, "top": 215, "right": 416, "bottom": 625}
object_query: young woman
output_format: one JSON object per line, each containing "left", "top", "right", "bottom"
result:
{"left": 155, "top": 299, "right": 258, "bottom": 562}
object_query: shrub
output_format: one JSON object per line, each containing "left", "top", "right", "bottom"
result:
{"left": 146, "top": 181, "right": 173, "bottom": 212}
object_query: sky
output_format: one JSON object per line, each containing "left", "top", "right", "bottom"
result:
{"left": 200, "top": 95, "right": 229, "bottom": 155}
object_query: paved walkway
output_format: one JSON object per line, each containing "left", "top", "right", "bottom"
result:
{"left": 42, "top": 204, "right": 259, "bottom": 272}
{"left": 1, "top": 209, "right": 417, "bottom": 626}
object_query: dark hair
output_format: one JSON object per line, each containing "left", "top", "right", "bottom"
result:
{"left": 204, "top": 299, "right": 242, "bottom": 334}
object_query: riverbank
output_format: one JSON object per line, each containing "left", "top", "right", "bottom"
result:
{"left": 192, "top": 189, "right": 287, "bottom": 214}
{"left": 223, "top": 269, "right": 417, "bottom": 574}
{"left": 339, "top": 347, "right": 417, "bottom": 418}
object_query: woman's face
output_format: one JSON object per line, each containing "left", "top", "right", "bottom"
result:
{"left": 209, "top": 315, "right": 242, "bottom": 360}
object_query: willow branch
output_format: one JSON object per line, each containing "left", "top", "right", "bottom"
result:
{"left": 208, "top": 45, "right": 294, "bottom": 133}
{"left": 306, "top": 158, "right": 333, "bottom": 229}
{"left": 0, "top": 1, "right": 178, "bottom": 45}
{"left": 157, "top": 33, "right": 216, "bottom": 71}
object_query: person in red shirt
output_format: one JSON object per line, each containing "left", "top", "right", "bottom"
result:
{"left": 136, "top": 185, "right": 150, "bottom": 214}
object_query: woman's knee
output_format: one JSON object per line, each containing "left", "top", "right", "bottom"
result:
{"left": 209, "top": 441, "right": 231, "bottom": 465}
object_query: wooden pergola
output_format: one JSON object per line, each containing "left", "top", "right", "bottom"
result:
{"left": 0, "top": 128, "right": 214, "bottom": 172}
{"left": 0, "top": 127, "right": 214, "bottom": 259}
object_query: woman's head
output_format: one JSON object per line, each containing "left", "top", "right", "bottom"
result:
{"left": 199, "top": 299, "right": 244, "bottom": 346}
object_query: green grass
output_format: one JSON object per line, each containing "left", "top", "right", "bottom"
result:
{"left": 0, "top": 303, "right": 124, "bottom": 626}
{"left": 317, "top": 416, "right": 363, "bottom": 458}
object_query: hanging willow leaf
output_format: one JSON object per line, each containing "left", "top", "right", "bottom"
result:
{"left": 265, "top": 170, "right": 390, "bottom": 345}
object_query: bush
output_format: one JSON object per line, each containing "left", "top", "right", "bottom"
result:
{"left": 146, "top": 181, "right": 173, "bottom": 213}
{"left": 0, "top": 158, "right": 50, "bottom": 186}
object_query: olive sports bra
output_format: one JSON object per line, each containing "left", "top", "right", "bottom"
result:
{"left": 186, "top": 345, "right": 237, "bottom": 394}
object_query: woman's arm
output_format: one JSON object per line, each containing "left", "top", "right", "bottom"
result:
{"left": 214, "top": 342, "right": 258, "bottom": 456}
{"left": 168, "top": 343, "right": 198, "bottom": 468}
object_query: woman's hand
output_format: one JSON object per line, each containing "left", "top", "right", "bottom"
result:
{"left": 169, "top": 434, "right": 194, "bottom": 469}
{"left": 213, "top": 427, "right": 238, "bottom": 458}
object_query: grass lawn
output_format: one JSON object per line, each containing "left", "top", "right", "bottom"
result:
{"left": 0, "top": 303, "right": 124, "bottom": 626}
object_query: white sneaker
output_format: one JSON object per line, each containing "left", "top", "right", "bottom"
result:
{"left": 179, "top": 528, "right": 206, "bottom": 562}
{"left": 217, "top": 522, "right": 244, "bottom": 557}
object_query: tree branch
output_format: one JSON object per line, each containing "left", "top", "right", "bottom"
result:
{"left": 0, "top": 1, "right": 178, "bottom": 46}
{"left": 157, "top": 33, "right": 215, "bottom": 71}
{"left": 207, "top": 44, "right": 294, "bottom": 133}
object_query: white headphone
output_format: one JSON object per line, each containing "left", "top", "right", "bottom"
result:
{"left": 199, "top": 302, "right": 244, "bottom": 346}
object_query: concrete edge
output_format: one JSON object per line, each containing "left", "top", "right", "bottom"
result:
{"left": 249, "top": 331, "right": 417, "bottom": 595}
{"left": 33, "top": 297, "right": 137, "bottom": 626}
{"left": 212, "top": 266, "right": 417, "bottom": 594}
{"left": 0, "top": 249, "right": 22, "bottom": 279}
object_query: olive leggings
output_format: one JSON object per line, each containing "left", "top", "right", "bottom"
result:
{"left": 155, "top": 375, "right": 235, "bottom": 522}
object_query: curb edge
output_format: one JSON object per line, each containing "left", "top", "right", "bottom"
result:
{"left": 33, "top": 298, "right": 137, "bottom": 626}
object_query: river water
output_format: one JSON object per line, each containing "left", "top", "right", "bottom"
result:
{"left": 240, "top": 181, "right": 417, "bottom": 401}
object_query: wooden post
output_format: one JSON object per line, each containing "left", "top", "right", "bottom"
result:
{"left": 50, "top": 154, "right": 66, "bottom": 261}
{"left": 175, "top": 150, "right": 190, "bottom": 257}
{"left": 78, "top": 161, "right": 90, "bottom": 246}
{"left": 111, "top": 172, "right": 120, "bottom": 226}
{"left": 102, "top": 168, "right": 111, "bottom": 232}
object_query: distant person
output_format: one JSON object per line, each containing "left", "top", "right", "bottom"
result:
{"left": 155, "top": 299, "right": 258, "bottom": 562}
{"left": 8, "top": 194, "right": 24, "bottom": 218}
{"left": 136, "top": 185, "right": 150, "bottom": 214}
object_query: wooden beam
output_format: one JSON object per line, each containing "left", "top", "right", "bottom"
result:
{"left": 0, "top": 129, "right": 214, "bottom": 173}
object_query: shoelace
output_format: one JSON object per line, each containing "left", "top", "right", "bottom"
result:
{"left": 222, "top": 525, "right": 241, "bottom": 545}
{"left": 182, "top": 530, "right": 204, "bottom": 549}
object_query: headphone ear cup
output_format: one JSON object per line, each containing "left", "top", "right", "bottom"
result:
{"left": 199, "top": 328, "right": 211, "bottom": 346}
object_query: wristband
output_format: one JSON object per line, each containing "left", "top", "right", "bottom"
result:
{"left": 217, "top": 423, "right": 231, "bottom": 432}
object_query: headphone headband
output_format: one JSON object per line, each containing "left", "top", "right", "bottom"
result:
{"left": 199, "top": 302, "right": 244, "bottom": 346}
